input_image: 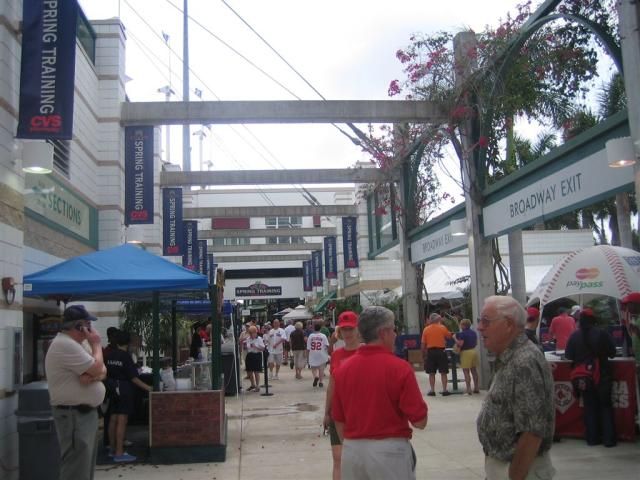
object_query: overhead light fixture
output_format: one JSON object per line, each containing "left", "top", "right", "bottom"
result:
{"left": 125, "top": 225, "right": 145, "bottom": 245}
{"left": 449, "top": 218, "right": 466, "bottom": 236}
{"left": 606, "top": 136, "right": 636, "bottom": 168}
{"left": 21, "top": 140, "right": 54, "bottom": 174}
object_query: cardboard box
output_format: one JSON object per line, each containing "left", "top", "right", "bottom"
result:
{"left": 407, "top": 349, "right": 423, "bottom": 371}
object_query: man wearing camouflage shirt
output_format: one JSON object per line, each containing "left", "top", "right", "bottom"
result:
{"left": 477, "top": 296, "right": 556, "bottom": 480}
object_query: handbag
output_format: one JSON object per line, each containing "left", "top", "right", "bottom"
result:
{"left": 569, "top": 329, "right": 601, "bottom": 393}
{"left": 452, "top": 342, "right": 461, "bottom": 355}
{"left": 570, "top": 358, "right": 600, "bottom": 392}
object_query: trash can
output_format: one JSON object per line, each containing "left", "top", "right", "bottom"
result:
{"left": 15, "top": 381, "right": 59, "bottom": 480}
{"left": 222, "top": 352, "right": 238, "bottom": 396}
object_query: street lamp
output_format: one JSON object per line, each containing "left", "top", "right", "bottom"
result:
{"left": 606, "top": 136, "right": 636, "bottom": 168}
{"left": 449, "top": 218, "right": 466, "bottom": 236}
{"left": 20, "top": 140, "right": 54, "bottom": 174}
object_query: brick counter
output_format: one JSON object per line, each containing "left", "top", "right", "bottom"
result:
{"left": 149, "top": 390, "right": 226, "bottom": 463}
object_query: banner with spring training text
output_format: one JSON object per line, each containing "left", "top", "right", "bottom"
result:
{"left": 124, "top": 126, "right": 154, "bottom": 225}
{"left": 324, "top": 236, "right": 338, "bottom": 279}
{"left": 182, "top": 220, "right": 198, "bottom": 271}
{"left": 17, "top": 0, "right": 78, "bottom": 139}
{"left": 207, "top": 253, "right": 217, "bottom": 285}
{"left": 342, "top": 216, "right": 359, "bottom": 268}
{"left": 162, "top": 188, "right": 182, "bottom": 255}
{"left": 302, "top": 260, "right": 313, "bottom": 292}
{"left": 312, "top": 250, "right": 323, "bottom": 287}
{"left": 198, "top": 240, "right": 208, "bottom": 276}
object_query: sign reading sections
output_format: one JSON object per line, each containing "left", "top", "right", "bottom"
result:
{"left": 410, "top": 224, "right": 467, "bottom": 264}
{"left": 236, "top": 283, "right": 282, "bottom": 297}
{"left": 25, "top": 174, "right": 94, "bottom": 243}
{"left": 483, "top": 148, "right": 633, "bottom": 237}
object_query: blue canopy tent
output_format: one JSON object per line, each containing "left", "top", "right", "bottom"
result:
{"left": 23, "top": 243, "right": 209, "bottom": 301}
{"left": 23, "top": 244, "right": 216, "bottom": 389}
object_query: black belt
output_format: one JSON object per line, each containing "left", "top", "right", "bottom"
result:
{"left": 54, "top": 405, "right": 95, "bottom": 413}
{"left": 427, "top": 347, "right": 444, "bottom": 350}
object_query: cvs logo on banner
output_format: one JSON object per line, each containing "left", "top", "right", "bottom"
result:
{"left": 30, "top": 115, "right": 62, "bottom": 133}
{"left": 131, "top": 211, "right": 149, "bottom": 220}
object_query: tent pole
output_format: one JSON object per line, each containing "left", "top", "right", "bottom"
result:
{"left": 171, "top": 299, "right": 178, "bottom": 375}
{"left": 152, "top": 291, "right": 160, "bottom": 391}
{"left": 211, "top": 283, "right": 222, "bottom": 390}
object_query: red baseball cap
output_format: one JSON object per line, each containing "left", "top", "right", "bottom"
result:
{"left": 337, "top": 311, "right": 358, "bottom": 328}
{"left": 526, "top": 307, "right": 539, "bottom": 319}
{"left": 621, "top": 292, "right": 640, "bottom": 304}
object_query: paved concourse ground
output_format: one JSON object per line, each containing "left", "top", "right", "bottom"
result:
{"left": 94, "top": 364, "right": 639, "bottom": 480}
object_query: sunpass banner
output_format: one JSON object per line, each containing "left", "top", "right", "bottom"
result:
{"left": 302, "top": 260, "right": 313, "bottom": 292}
{"left": 342, "top": 217, "right": 359, "bottom": 268}
{"left": 312, "top": 250, "right": 323, "bottom": 287}
{"left": 182, "top": 220, "right": 198, "bottom": 271}
{"left": 324, "top": 236, "right": 338, "bottom": 279}
{"left": 124, "top": 126, "right": 154, "bottom": 225}
{"left": 162, "top": 188, "right": 183, "bottom": 256}
{"left": 198, "top": 240, "right": 208, "bottom": 276}
{"left": 17, "top": 0, "right": 78, "bottom": 139}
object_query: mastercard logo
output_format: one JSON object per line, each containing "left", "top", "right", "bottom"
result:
{"left": 575, "top": 268, "right": 599, "bottom": 280}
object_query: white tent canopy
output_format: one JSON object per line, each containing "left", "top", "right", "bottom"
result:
{"left": 282, "top": 305, "right": 313, "bottom": 321}
{"left": 527, "top": 245, "right": 640, "bottom": 309}
{"left": 424, "top": 265, "right": 553, "bottom": 301}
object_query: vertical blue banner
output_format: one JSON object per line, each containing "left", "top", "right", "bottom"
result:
{"left": 342, "top": 217, "right": 359, "bottom": 268}
{"left": 198, "top": 240, "right": 208, "bottom": 276}
{"left": 302, "top": 260, "right": 313, "bottom": 292}
{"left": 162, "top": 188, "right": 183, "bottom": 255}
{"left": 17, "top": 0, "right": 78, "bottom": 139}
{"left": 312, "top": 250, "right": 323, "bottom": 287}
{"left": 324, "top": 236, "right": 338, "bottom": 279}
{"left": 182, "top": 220, "right": 199, "bottom": 271}
{"left": 124, "top": 126, "right": 154, "bottom": 225}
{"left": 207, "top": 253, "right": 216, "bottom": 284}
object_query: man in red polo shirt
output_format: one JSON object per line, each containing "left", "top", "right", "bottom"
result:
{"left": 549, "top": 307, "right": 576, "bottom": 350}
{"left": 332, "top": 306, "right": 428, "bottom": 479}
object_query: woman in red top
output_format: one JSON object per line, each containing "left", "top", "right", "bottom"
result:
{"left": 324, "top": 311, "right": 360, "bottom": 480}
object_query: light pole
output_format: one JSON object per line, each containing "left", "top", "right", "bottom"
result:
{"left": 157, "top": 85, "right": 175, "bottom": 164}
{"left": 617, "top": 0, "right": 640, "bottom": 237}
{"left": 192, "top": 128, "right": 207, "bottom": 171}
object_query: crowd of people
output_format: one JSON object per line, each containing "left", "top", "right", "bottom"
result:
{"left": 43, "top": 290, "right": 640, "bottom": 480}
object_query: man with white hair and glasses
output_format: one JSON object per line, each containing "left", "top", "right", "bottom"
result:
{"left": 331, "top": 306, "right": 427, "bottom": 479}
{"left": 477, "top": 296, "right": 556, "bottom": 480}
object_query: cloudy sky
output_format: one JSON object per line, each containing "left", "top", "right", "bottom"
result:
{"left": 78, "top": 0, "right": 533, "bottom": 205}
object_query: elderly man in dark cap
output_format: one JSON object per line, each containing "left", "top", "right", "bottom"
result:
{"left": 45, "top": 305, "right": 106, "bottom": 480}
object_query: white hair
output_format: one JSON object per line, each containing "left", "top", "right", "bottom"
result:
{"left": 484, "top": 295, "right": 526, "bottom": 328}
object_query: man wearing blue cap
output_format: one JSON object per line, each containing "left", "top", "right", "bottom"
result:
{"left": 45, "top": 305, "right": 106, "bottom": 480}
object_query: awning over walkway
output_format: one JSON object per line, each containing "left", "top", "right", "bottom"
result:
{"left": 313, "top": 291, "right": 337, "bottom": 313}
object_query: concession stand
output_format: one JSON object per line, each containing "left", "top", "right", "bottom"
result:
{"left": 23, "top": 244, "right": 228, "bottom": 463}
{"left": 528, "top": 245, "right": 640, "bottom": 441}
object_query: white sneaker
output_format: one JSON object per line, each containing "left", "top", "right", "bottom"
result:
{"left": 274, "top": 374, "right": 279, "bottom": 380}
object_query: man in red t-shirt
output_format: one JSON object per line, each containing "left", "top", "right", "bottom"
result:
{"left": 332, "top": 306, "right": 427, "bottom": 479}
{"left": 324, "top": 311, "right": 360, "bottom": 480}
{"left": 549, "top": 307, "right": 576, "bottom": 350}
